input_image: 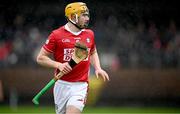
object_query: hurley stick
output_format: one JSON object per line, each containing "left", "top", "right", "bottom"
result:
{"left": 32, "top": 42, "right": 88, "bottom": 105}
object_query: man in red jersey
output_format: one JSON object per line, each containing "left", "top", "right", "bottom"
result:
{"left": 36, "top": 2, "right": 109, "bottom": 114}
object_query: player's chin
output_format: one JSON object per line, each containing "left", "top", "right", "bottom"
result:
{"left": 81, "top": 23, "right": 89, "bottom": 29}
{"left": 84, "top": 22, "right": 89, "bottom": 28}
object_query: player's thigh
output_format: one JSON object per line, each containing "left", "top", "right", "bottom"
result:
{"left": 66, "top": 95, "right": 86, "bottom": 113}
{"left": 66, "top": 105, "right": 81, "bottom": 114}
{"left": 54, "top": 82, "right": 71, "bottom": 114}
{"left": 66, "top": 83, "right": 88, "bottom": 112}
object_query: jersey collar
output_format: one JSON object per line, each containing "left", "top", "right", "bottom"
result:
{"left": 64, "top": 24, "right": 84, "bottom": 36}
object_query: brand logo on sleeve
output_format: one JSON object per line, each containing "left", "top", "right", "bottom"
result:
{"left": 62, "top": 39, "right": 70, "bottom": 43}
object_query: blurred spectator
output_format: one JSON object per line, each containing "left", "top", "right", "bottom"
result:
{"left": 0, "top": 40, "right": 12, "bottom": 67}
{"left": 0, "top": 1, "right": 179, "bottom": 69}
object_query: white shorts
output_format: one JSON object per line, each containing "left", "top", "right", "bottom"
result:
{"left": 53, "top": 80, "right": 88, "bottom": 114}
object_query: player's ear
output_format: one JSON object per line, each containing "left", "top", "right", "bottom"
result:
{"left": 70, "top": 14, "right": 76, "bottom": 22}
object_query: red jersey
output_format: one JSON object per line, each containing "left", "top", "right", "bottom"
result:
{"left": 43, "top": 25, "right": 96, "bottom": 82}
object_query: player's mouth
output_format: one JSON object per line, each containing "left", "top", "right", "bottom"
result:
{"left": 84, "top": 21, "right": 89, "bottom": 27}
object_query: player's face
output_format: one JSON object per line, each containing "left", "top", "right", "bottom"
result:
{"left": 78, "top": 12, "right": 90, "bottom": 28}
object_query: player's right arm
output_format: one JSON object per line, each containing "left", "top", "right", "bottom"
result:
{"left": 37, "top": 48, "right": 59, "bottom": 69}
{"left": 36, "top": 48, "right": 72, "bottom": 75}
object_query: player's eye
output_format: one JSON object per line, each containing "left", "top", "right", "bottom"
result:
{"left": 82, "top": 13, "right": 89, "bottom": 18}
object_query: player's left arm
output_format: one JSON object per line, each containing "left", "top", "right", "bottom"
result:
{"left": 90, "top": 48, "right": 110, "bottom": 81}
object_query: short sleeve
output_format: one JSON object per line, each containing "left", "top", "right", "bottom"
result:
{"left": 43, "top": 32, "right": 56, "bottom": 53}
{"left": 90, "top": 31, "right": 96, "bottom": 55}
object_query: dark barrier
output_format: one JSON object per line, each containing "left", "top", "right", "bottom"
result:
{"left": 98, "top": 69, "right": 180, "bottom": 106}
{"left": 0, "top": 68, "right": 180, "bottom": 106}
{"left": 0, "top": 67, "right": 54, "bottom": 104}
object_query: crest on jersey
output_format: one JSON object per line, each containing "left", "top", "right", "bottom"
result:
{"left": 86, "top": 38, "right": 90, "bottom": 43}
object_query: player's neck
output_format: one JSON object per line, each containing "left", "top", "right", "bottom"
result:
{"left": 67, "top": 22, "right": 81, "bottom": 33}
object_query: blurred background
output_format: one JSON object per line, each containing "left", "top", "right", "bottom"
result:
{"left": 0, "top": 0, "right": 180, "bottom": 113}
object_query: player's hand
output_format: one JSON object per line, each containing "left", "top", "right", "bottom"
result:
{"left": 95, "top": 69, "right": 110, "bottom": 81}
{"left": 58, "top": 62, "right": 72, "bottom": 75}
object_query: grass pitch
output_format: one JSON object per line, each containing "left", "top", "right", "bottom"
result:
{"left": 0, "top": 105, "right": 180, "bottom": 114}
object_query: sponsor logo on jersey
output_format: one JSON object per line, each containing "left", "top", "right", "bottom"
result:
{"left": 63, "top": 48, "right": 90, "bottom": 61}
{"left": 63, "top": 48, "right": 74, "bottom": 61}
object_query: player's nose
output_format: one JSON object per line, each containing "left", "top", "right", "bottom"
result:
{"left": 85, "top": 18, "right": 89, "bottom": 23}
{"left": 85, "top": 15, "right": 89, "bottom": 21}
